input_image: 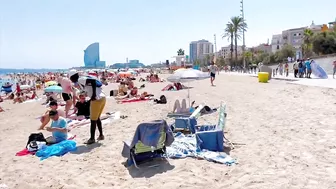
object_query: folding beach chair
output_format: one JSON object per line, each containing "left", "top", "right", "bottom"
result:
{"left": 121, "top": 120, "right": 174, "bottom": 168}
{"left": 195, "top": 102, "right": 234, "bottom": 151}
{"left": 172, "top": 103, "right": 204, "bottom": 133}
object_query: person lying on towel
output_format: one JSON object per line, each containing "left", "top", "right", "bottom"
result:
{"left": 44, "top": 110, "right": 68, "bottom": 144}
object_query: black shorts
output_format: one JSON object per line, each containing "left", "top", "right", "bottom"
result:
{"left": 62, "top": 93, "right": 72, "bottom": 101}
{"left": 210, "top": 72, "right": 216, "bottom": 78}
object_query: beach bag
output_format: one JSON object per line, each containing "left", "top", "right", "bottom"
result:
{"left": 26, "top": 132, "right": 47, "bottom": 148}
{"left": 86, "top": 76, "right": 102, "bottom": 87}
{"left": 155, "top": 95, "right": 167, "bottom": 104}
{"left": 26, "top": 132, "right": 47, "bottom": 151}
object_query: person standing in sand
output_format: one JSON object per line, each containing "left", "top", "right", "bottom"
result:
{"left": 69, "top": 71, "right": 106, "bottom": 145}
{"left": 333, "top": 60, "right": 336, "bottom": 79}
{"left": 57, "top": 75, "right": 73, "bottom": 117}
{"left": 208, "top": 62, "right": 218, "bottom": 86}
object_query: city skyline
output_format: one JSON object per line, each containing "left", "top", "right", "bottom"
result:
{"left": 0, "top": 0, "right": 335, "bottom": 68}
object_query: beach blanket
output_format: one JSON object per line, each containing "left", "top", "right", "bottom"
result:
{"left": 36, "top": 140, "right": 77, "bottom": 160}
{"left": 166, "top": 133, "right": 236, "bottom": 165}
{"left": 121, "top": 97, "right": 152, "bottom": 104}
{"left": 15, "top": 134, "right": 76, "bottom": 157}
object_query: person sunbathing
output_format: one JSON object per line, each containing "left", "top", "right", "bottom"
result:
{"left": 38, "top": 101, "right": 66, "bottom": 130}
{"left": 13, "top": 93, "right": 24, "bottom": 104}
{"left": 115, "top": 87, "right": 139, "bottom": 100}
{"left": 0, "top": 106, "right": 4, "bottom": 112}
{"left": 68, "top": 94, "right": 90, "bottom": 120}
{"left": 162, "top": 82, "right": 183, "bottom": 91}
{"left": 126, "top": 78, "right": 134, "bottom": 89}
{"left": 173, "top": 99, "right": 190, "bottom": 113}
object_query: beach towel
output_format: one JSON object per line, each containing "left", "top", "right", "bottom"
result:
{"left": 35, "top": 140, "right": 77, "bottom": 160}
{"left": 166, "top": 133, "right": 236, "bottom": 165}
{"left": 121, "top": 97, "right": 151, "bottom": 104}
{"left": 16, "top": 134, "right": 76, "bottom": 157}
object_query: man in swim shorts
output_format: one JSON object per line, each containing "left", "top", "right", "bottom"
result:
{"left": 69, "top": 71, "right": 106, "bottom": 145}
{"left": 305, "top": 58, "right": 312, "bottom": 78}
{"left": 58, "top": 75, "right": 73, "bottom": 117}
{"left": 208, "top": 62, "right": 218, "bottom": 86}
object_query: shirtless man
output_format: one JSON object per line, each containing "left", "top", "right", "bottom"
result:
{"left": 58, "top": 75, "right": 73, "bottom": 117}
{"left": 38, "top": 101, "right": 65, "bottom": 130}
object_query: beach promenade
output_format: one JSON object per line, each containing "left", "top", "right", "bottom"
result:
{"left": 0, "top": 73, "right": 336, "bottom": 189}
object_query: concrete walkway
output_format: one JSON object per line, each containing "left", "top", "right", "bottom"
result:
{"left": 221, "top": 71, "right": 336, "bottom": 89}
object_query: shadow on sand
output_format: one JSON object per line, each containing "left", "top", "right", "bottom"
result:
{"left": 126, "top": 158, "right": 175, "bottom": 178}
{"left": 71, "top": 143, "right": 102, "bottom": 155}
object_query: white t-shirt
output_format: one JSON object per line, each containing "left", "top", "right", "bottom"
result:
{"left": 78, "top": 77, "right": 105, "bottom": 100}
{"left": 208, "top": 65, "right": 216, "bottom": 74}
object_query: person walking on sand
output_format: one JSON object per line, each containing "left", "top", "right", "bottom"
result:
{"left": 208, "top": 62, "right": 218, "bottom": 86}
{"left": 69, "top": 71, "right": 106, "bottom": 145}
{"left": 333, "top": 60, "right": 336, "bottom": 79}
{"left": 57, "top": 74, "right": 73, "bottom": 117}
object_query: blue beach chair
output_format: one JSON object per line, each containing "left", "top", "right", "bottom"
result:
{"left": 121, "top": 120, "right": 174, "bottom": 168}
{"left": 195, "top": 102, "right": 233, "bottom": 151}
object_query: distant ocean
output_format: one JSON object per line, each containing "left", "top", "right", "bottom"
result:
{"left": 0, "top": 68, "right": 68, "bottom": 75}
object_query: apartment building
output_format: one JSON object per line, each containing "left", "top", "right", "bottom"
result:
{"left": 189, "top": 39, "right": 214, "bottom": 63}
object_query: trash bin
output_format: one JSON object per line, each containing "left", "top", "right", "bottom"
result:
{"left": 258, "top": 72, "right": 269, "bottom": 83}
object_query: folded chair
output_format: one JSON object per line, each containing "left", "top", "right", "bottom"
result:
{"left": 195, "top": 102, "right": 234, "bottom": 151}
{"left": 121, "top": 120, "right": 174, "bottom": 168}
{"left": 172, "top": 103, "right": 204, "bottom": 133}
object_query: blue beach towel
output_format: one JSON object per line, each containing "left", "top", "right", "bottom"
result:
{"left": 35, "top": 140, "right": 77, "bottom": 160}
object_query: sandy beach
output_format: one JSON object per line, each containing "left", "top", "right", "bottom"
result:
{"left": 1, "top": 73, "right": 336, "bottom": 189}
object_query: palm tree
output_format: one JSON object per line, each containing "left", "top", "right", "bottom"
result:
{"left": 222, "top": 23, "right": 234, "bottom": 65}
{"left": 177, "top": 48, "right": 185, "bottom": 56}
{"left": 229, "top": 16, "right": 247, "bottom": 65}
{"left": 302, "top": 28, "right": 314, "bottom": 58}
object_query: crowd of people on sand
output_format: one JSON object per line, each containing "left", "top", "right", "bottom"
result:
{"left": 0, "top": 64, "right": 223, "bottom": 148}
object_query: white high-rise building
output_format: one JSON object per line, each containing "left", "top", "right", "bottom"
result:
{"left": 189, "top": 39, "right": 214, "bottom": 63}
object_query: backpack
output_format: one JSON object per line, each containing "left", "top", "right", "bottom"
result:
{"left": 26, "top": 133, "right": 47, "bottom": 148}
{"left": 86, "top": 76, "right": 102, "bottom": 87}
{"left": 154, "top": 95, "right": 167, "bottom": 104}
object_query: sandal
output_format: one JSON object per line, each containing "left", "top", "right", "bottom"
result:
{"left": 84, "top": 138, "right": 96, "bottom": 145}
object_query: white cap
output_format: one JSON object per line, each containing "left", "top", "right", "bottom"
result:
{"left": 68, "top": 69, "right": 78, "bottom": 77}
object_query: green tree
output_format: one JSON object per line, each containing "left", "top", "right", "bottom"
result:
{"left": 279, "top": 44, "right": 295, "bottom": 59}
{"left": 229, "top": 16, "right": 247, "bottom": 64}
{"left": 222, "top": 23, "right": 235, "bottom": 64}
{"left": 243, "top": 51, "right": 252, "bottom": 63}
{"left": 312, "top": 31, "right": 336, "bottom": 55}
{"left": 216, "top": 56, "right": 226, "bottom": 67}
{"left": 177, "top": 48, "right": 185, "bottom": 56}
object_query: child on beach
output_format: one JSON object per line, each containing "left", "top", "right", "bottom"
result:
{"left": 38, "top": 101, "right": 66, "bottom": 130}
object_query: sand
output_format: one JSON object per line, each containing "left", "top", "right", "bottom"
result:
{"left": 1, "top": 73, "right": 336, "bottom": 189}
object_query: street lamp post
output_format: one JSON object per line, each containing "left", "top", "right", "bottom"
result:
{"left": 240, "top": 0, "right": 246, "bottom": 71}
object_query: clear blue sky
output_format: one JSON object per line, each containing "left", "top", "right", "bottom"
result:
{"left": 0, "top": 0, "right": 335, "bottom": 69}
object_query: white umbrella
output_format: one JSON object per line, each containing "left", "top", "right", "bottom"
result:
{"left": 167, "top": 69, "right": 209, "bottom": 106}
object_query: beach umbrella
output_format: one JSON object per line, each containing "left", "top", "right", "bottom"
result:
{"left": 174, "top": 68, "right": 187, "bottom": 73}
{"left": 45, "top": 85, "right": 63, "bottom": 93}
{"left": 167, "top": 69, "right": 210, "bottom": 106}
{"left": 45, "top": 81, "right": 57, "bottom": 87}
